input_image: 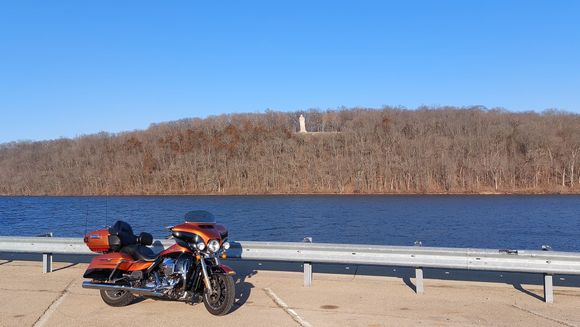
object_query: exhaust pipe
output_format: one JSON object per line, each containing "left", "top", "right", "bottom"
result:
{"left": 82, "top": 281, "right": 164, "bottom": 297}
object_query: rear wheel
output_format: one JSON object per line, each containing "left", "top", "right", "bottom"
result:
{"left": 203, "top": 274, "right": 235, "bottom": 316}
{"left": 99, "top": 288, "right": 135, "bottom": 307}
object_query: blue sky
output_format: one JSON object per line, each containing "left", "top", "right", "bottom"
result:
{"left": 0, "top": 1, "right": 579, "bottom": 143}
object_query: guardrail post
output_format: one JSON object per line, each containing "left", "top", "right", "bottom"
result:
{"left": 544, "top": 274, "right": 554, "bottom": 303}
{"left": 413, "top": 240, "right": 424, "bottom": 294}
{"left": 415, "top": 267, "right": 424, "bottom": 294}
{"left": 42, "top": 253, "right": 53, "bottom": 273}
{"left": 303, "top": 237, "right": 313, "bottom": 287}
{"left": 39, "top": 232, "right": 53, "bottom": 273}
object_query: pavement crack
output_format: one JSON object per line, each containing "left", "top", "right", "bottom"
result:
{"left": 263, "top": 287, "right": 313, "bottom": 327}
{"left": 32, "top": 278, "right": 76, "bottom": 327}
{"left": 511, "top": 304, "right": 576, "bottom": 327}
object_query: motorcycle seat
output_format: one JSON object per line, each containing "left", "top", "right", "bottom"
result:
{"left": 121, "top": 244, "right": 157, "bottom": 262}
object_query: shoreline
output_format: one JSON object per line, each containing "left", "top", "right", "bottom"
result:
{"left": 2, "top": 191, "right": 580, "bottom": 197}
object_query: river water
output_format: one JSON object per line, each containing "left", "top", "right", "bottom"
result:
{"left": 0, "top": 195, "right": 579, "bottom": 251}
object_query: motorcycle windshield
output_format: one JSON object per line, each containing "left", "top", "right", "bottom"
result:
{"left": 183, "top": 210, "right": 216, "bottom": 223}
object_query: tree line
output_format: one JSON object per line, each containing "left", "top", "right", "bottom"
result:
{"left": 1, "top": 106, "right": 580, "bottom": 195}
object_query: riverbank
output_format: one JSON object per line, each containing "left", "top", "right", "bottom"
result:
{"left": 3, "top": 190, "right": 580, "bottom": 196}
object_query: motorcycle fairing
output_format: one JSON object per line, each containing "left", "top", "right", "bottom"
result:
{"left": 171, "top": 222, "right": 228, "bottom": 244}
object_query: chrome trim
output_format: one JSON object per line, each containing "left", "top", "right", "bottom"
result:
{"left": 199, "top": 257, "right": 213, "bottom": 295}
{"left": 153, "top": 271, "right": 161, "bottom": 286}
{"left": 82, "top": 281, "right": 164, "bottom": 297}
{"left": 108, "top": 260, "right": 125, "bottom": 281}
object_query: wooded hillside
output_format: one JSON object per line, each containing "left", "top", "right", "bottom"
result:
{"left": 1, "top": 107, "right": 580, "bottom": 195}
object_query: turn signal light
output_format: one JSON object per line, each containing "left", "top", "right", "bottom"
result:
{"left": 195, "top": 255, "right": 201, "bottom": 260}
{"left": 221, "top": 252, "right": 227, "bottom": 259}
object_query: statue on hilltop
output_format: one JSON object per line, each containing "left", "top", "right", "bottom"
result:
{"left": 299, "top": 114, "right": 307, "bottom": 133}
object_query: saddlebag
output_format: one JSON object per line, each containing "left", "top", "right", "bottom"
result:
{"left": 83, "top": 252, "right": 133, "bottom": 280}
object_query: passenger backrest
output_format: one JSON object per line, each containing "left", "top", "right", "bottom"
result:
{"left": 109, "top": 220, "right": 137, "bottom": 246}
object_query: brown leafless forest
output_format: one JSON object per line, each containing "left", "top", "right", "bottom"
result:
{"left": 1, "top": 107, "right": 580, "bottom": 195}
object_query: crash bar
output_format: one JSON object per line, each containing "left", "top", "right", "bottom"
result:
{"left": 1, "top": 236, "right": 580, "bottom": 303}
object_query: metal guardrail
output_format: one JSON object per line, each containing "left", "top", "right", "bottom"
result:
{"left": 2, "top": 236, "right": 580, "bottom": 303}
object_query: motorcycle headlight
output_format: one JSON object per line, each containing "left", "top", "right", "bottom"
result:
{"left": 195, "top": 242, "right": 206, "bottom": 250}
{"left": 208, "top": 239, "right": 220, "bottom": 253}
{"left": 222, "top": 241, "right": 230, "bottom": 250}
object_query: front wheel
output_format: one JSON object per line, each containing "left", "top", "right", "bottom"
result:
{"left": 203, "top": 274, "right": 235, "bottom": 316}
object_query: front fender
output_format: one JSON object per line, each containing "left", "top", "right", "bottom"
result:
{"left": 210, "top": 264, "right": 236, "bottom": 275}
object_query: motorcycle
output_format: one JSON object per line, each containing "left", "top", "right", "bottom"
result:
{"left": 82, "top": 210, "right": 236, "bottom": 316}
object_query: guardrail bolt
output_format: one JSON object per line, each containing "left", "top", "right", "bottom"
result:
{"left": 303, "top": 237, "right": 313, "bottom": 287}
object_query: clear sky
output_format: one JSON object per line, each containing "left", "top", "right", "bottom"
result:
{"left": 0, "top": 1, "right": 579, "bottom": 143}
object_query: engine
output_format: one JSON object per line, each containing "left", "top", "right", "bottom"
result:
{"left": 145, "top": 253, "right": 194, "bottom": 299}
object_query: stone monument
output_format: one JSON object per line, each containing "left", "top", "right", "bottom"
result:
{"left": 299, "top": 114, "right": 307, "bottom": 133}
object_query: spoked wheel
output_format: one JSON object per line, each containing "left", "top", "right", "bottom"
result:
{"left": 100, "top": 288, "right": 135, "bottom": 307}
{"left": 203, "top": 274, "right": 235, "bottom": 316}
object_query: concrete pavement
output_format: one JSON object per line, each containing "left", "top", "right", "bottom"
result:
{"left": 2, "top": 260, "right": 580, "bottom": 326}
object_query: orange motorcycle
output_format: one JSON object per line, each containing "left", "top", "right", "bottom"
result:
{"left": 82, "top": 211, "right": 235, "bottom": 316}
